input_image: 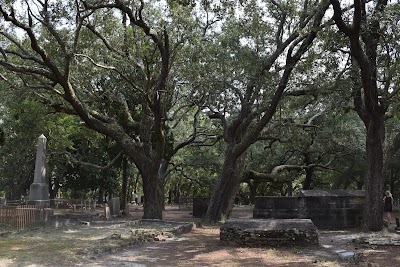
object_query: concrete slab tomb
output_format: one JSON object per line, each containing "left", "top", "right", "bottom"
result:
{"left": 220, "top": 218, "right": 319, "bottom": 247}
{"left": 253, "top": 190, "right": 365, "bottom": 229}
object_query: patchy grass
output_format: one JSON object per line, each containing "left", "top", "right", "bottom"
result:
{"left": 0, "top": 220, "right": 192, "bottom": 267}
{"left": 0, "top": 233, "right": 86, "bottom": 266}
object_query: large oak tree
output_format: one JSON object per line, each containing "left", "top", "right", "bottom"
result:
{"left": 330, "top": 0, "right": 400, "bottom": 231}
{"left": 201, "top": 0, "right": 331, "bottom": 223}
{"left": 0, "top": 0, "right": 199, "bottom": 219}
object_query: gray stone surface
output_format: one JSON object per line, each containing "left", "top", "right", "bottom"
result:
{"left": 253, "top": 197, "right": 300, "bottom": 219}
{"left": 220, "top": 218, "right": 319, "bottom": 247}
{"left": 108, "top": 197, "right": 120, "bottom": 217}
{"left": 33, "top": 134, "right": 47, "bottom": 184}
{"left": 336, "top": 250, "right": 363, "bottom": 262}
{"left": 254, "top": 190, "right": 365, "bottom": 229}
{"left": 105, "top": 204, "right": 111, "bottom": 219}
{"left": 365, "top": 237, "right": 400, "bottom": 245}
{"left": 28, "top": 135, "right": 49, "bottom": 207}
{"left": 337, "top": 250, "right": 355, "bottom": 259}
{"left": 299, "top": 189, "right": 365, "bottom": 197}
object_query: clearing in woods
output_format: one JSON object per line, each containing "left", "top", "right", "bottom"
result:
{"left": 0, "top": 205, "right": 399, "bottom": 267}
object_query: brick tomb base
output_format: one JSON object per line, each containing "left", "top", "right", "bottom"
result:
{"left": 220, "top": 218, "right": 319, "bottom": 247}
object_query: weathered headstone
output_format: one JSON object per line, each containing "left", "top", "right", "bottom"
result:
{"left": 104, "top": 203, "right": 111, "bottom": 219}
{"left": 28, "top": 134, "right": 49, "bottom": 208}
{"left": 107, "top": 197, "right": 120, "bottom": 217}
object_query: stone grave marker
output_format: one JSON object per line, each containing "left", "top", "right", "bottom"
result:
{"left": 107, "top": 197, "right": 120, "bottom": 217}
{"left": 104, "top": 204, "right": 111, "bottom": 219}
{"left": 28, "top": 134, "right": 50, "bottom": 208}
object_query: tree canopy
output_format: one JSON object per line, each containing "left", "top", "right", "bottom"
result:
{"left": 0, "top": 0, "right": 399, "bottom": 231}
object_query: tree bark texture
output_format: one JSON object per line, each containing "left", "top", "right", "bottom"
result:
{"left": 363, "top": 117, "right": 385, "bottom": 231}
{"left": 248, "top": 180, "right": 257, "bottom": 204}
{"left": 141, "top": 172, "right": 164, "bottom": 219}
{"left": 302, "top": 154, "right": 314, "bottom": 190}
{"left": 330, "top": 0, "right": 389, "bottom": 231}
{"left": 205, "top": 151, "right": 247, "bottom": 223}
{"left": 137, "top": 161, "right": 164, "bottom": 219}
{"left": 120, "top": 156, "right": 128, "bottom": 214}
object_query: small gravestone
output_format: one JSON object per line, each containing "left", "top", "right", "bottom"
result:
{"left": 104, "top": 203, "right": 111, "bottom": 219}
{"left": 27, "top": 134, "right": 50, "bottom": 208}
{"left": 107, "top": 197, "right": 120, "bottom": 217}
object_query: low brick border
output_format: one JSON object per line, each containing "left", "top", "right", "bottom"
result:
{"left": 220, "top": 218, "right": 319, "bottom": 247}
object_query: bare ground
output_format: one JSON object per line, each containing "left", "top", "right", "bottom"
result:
{"left": 0, "top": 205, "right": 399, "bottom": 267}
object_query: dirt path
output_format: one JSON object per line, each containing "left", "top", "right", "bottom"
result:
{"left": 82, "top": 225, "right": 339, "bottom": 267}
{"left": 80, "top": 225, "right": 400, "bottom": 267}
{"left": 86, "top": 205, "right": 400, "bottom": 267}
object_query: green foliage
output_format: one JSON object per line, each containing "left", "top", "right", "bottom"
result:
{"left": 0, "top": 94, "right": 123, "bottom": 200}
{"left": 0, "top": 98, "right": 54, "bottom": 199}
{"left": 165, "top": 142, "right": 224, "bottom": 200}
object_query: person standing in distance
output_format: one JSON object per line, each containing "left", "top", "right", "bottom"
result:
{"left": 383, "top": 190, "right": 394, "bottom": 225}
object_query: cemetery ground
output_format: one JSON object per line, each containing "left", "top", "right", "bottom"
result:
{"left": 0, "top": 205, "right": 399, "bottom": 267}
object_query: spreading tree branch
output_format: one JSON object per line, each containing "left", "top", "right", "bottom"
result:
{"left": 66, "top": 151, "right": 123, "bottom": 171}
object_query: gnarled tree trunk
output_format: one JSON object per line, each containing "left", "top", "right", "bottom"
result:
{"left": 202, "top": 0, "right": 330, "bottom": 224}
{"left": 363, "top": 116, "right": 385, "bottom": 231}
{"left": 142, "top": 178, "right": 164, "bottom": 219}
{"left": 205, "top": 151, "right": 246, "bottom": 222}
{"left": 139, "top": 164, "right": 164, "bottom": 219}
{"left": 120, "top": 156, "right": 129, "bottom": 214}
{"left": 330, "top": 0, "right": 390, "bottom": 231}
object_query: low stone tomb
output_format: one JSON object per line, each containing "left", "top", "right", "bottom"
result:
{"left": 299, "top": 190, "right": 364, "bottom": 229}
{"left": 254, "top": 190, "right": 365, "bottom": 229}
{"left": 220, "top": 218, "right": 319, "bottom": 247}
{"left": 253, "top": 196, "right": 301, "bottom": 219}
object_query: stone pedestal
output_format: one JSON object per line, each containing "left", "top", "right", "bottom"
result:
{"left": 28, "top": 183, "right": 49, "bottom": 205}
{"left": 27, "top": 199, "right": 50, "bottom": 208}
